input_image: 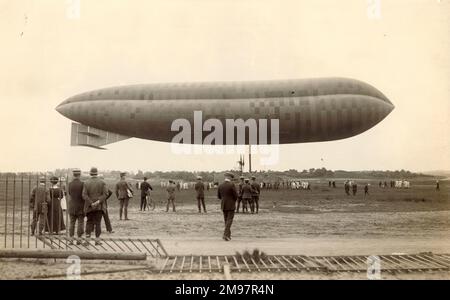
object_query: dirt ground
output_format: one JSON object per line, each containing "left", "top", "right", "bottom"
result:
{"left": 0, "top": 258, "right": 448, "bottom": 280}
{"left": 0, "top": 179, "right": 449, "bottom": 279}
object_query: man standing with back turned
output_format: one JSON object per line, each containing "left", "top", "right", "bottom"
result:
{"left": 217, "top": 172, "right": 238, "bottom": 241}
{"left": 251, "top": 175, "right": 261, "bottom": 214}
{"left": 140, "top": 177, "right": 153, "bottom": 211}
{"left": 68, "top": 168, "right": 84, "bottom": 244}
{"left": 116, "top": 172, "right": 133, "bottom": 220}
{"left": 82, "top": 167, "right": 108, "bottom": 245}
{"left": 195, "top": 176, "right": 207, "bottom": 213}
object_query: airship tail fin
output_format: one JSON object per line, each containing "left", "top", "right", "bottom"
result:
{"left": 70, "top": 123, "right": 130, "bottom": 149}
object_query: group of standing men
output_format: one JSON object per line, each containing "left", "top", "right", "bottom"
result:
{"left": 217, "top": 173, "right": 262, "bottom": 241}
{"left": 68, "top": 168, "right": 138, "bottom": 244}
{"left": 236, "top": 176, "right": 261, "bottom": 214}
{"left": 66, "top": 167, "right": 112, "bottom": 245}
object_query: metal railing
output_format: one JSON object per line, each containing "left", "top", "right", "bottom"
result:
{"left": 0, "top": 173, "right": 71, "bottom": 249}
{"left": 0, "top": 173, "right": 168, "bottom": 258}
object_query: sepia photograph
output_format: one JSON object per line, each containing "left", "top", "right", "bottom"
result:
{"left": 0, "top": 0, "right": 449, "bottom": 289}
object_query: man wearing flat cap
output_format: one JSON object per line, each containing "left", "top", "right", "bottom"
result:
{"left": 82, "top": 167, "right": 108, "bottom": 245}
{"left": 217, "top": 172, "right": 238, "bottom": 241}
{"left": 68, "top": 169, "right": 85, "bottom": 244}
{"left": 115, "top": 172, "right": 133, "bottom": 220}
{"left": 194, "top": 176, "right": 206, "bottom": 213}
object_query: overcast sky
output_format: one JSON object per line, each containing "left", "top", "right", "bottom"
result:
{"left": 0, "top": 0, "right": 448, "bottom": 173}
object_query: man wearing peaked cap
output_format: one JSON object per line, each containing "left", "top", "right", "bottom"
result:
{"left": 139, "top": 176, "right": 153, "bottom": 211}
{"left": 236, "top": 176, "right": 245, "bottom": 213}
{"left": 166, "top": 180, "right": 177, "bottom": 212}
{"left": 241, "top": 178, "right": 254, "bottom": 213}
{"left": 224, "top": 172, "right": 234, "bottom": 179}
{"left": 195, "top": 176, "right": 206, "bottom": 213}
{"left": 217, "top": 172, "right": 238, "bottom": 241}
{"left": 251, "top": 175, "right": 261, "bottom": 214}
{"left": 115, "top": 172, "right": 133, "bottom": 220}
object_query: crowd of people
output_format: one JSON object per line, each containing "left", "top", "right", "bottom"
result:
{"left": 29, "top": 169, "right": 442, "bottom": 243}
{"left": 29, "top": 168, "right": 263, "bottom": 243}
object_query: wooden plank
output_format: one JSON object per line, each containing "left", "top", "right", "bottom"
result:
{"left": 189, "top": 255, "right": 194, "bottom": 273}
{"left": 266, "top": 257, "right": 281, "bottom": 272}
{"left": 232, "top": 256, "right": 241, "bottom": 272}
{"left": 273, "top": 256, "right": 290, "bottom": 271}
{"left": 0, "top": 249, "right": 146, "bottom": 260}
{"left": 159, "top": 257, "right": 170, "bottom": 273}
{"left": 240, "top": 255, "right": 252, "bottom": 272}
{"left": 179, "top": 256, "right": 186, "bottom": 273}
{"left": 208, "top": 256, "right": 212, "bottom": 273}
{"left": 250, "top": 257, "right": 261, "bottom": 272}
{"left": 169, "top": 256, "right": 178, "bottom": 273}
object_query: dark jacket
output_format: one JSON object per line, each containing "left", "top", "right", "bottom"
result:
{"left": 30, "top": 184, "right": 50, "bottom": 214}
{"left": 82, "top": 176, "right": 108, "bottom": 214}
{"left": 167, "top": 184, "right": 176, "bottom": 198}
{"left": 251, "top": 181, "right": 260, "bottom": 196}
{"left": 238, "top": 181, "right": 244, "bottom": 199}
{"left": 217, "top": 180, "right": 238, "bottom": 211}
{"left": 140, "top": 181, "right": 153, "bottom": 196}
{"left": 68, "top": 178, "right": 85, "bottom": 215}
{"left": 240, "top": 183, "right": 253, "bottom": 199}
{"left": 194, "top": 181, "right": 205, "bottom": 197}
{"left": 115, "top": 179, "right": 133, "bottom": 200}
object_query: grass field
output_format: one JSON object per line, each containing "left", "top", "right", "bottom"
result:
{"left": 0, "top": 177, "right": 448, "bottom": 240}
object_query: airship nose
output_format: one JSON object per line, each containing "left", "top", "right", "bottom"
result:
{"left": 55, "top": 100, "right": 70, "bottom": 118}
{"left": 386, "top": 100, "right": 395, "bottom": 114}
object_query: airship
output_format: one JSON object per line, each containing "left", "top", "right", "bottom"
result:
{"left": 56, "top": 77, "right": 394, "bottom": 149}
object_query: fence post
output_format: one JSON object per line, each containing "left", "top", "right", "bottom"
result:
{"left": 12, "top": 174, "right": 16, "bottom": 248}
{"left": 65, "top": 171, "right": 69, "bottom": 250}
{"left": 20, "top": 174, "right": 24, "bottom": 248}
{"left": 4, "top": 175, "right": 8, "bottom": 248}
{"left": 27, "top": 176, "right": 31, "bottom": 248}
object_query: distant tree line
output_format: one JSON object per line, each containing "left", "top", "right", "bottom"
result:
{"left": 0, "top": 168, "right": 437, "bottom": 182}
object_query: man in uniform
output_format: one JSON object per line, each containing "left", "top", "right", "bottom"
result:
{"left": 68, "top": 169, "right": 84, "bottom": 244}
{"left": 352, "top": 182, "right": 358, "bottom": 196}
{"left": 241, "top": 178, "right": 254, "bottom": 213}
{"left": 251, "top": 175, "right": 261, "bottom": 214}
{"left": 82, "top": 167, "right": 108, "bottom": 245}
{"left": 139, "top": 177, "right": 153, "bottom": 211}
{"left": 217, "top": 172, "right": 238, "bottom": 241}
{"left": 115, "top": 172, "right": 133, "bottom": 220}
{"left": 235, "top": 176, "right": 245, "bottom": 213}
{"left": 30, "top": 176, "right": 50, "bottom": 236}
{"left": 166, "top": 180, "right": 176, "bottom": 212}
{"left": 195, "top": 176, "right": 206, "bottom": 213}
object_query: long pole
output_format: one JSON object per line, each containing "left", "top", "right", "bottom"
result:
{"left": 27, "top": 175, "right": 31, "bottom": 248}
{"left": 20, "top": 174, "right": 24, "bottom": 248}
{"left": 248, "top": 145, "right": 252, "bottom": 173}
